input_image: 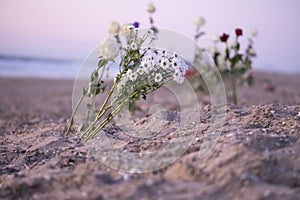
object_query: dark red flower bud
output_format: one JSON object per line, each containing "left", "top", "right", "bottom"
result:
{"left": 184, "top": 68, "right": 197, "bottom": 77}
{"left": 220, "top": 33, "right": 229, "bottom": 42}
{"left": 235, "top": 28, "right": 243, "bottom": 37}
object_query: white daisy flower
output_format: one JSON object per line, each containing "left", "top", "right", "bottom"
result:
{"left": 148, "top": 54, "right": 155, "bottom": 61}
{"left": 155, "top": 50, "right": 163, "bottom": 58}
{"left": 141, "top": 60, "right": 149, "bottom": 68}
{"left": 142, "top": 56, "right": 155, "bottom": 71}
{"left": 177, "top": 76, "right": 185, "bottom": 84}
{"left": 155, "top": 55, "right": 163, "bottom": 64}
{"left": 129, "top": 72, "right": 138, "bottom": 81}
{"left": 154, "top": 73, "right": 163, "bottom": 82}
{"left": 171, "top": 57, "right": 180, "bottom": 70}
{"left": 140, "top": 61, "right": 151, "bottom": 74}
{"left": 143, "top": 66, "right": 150, "bottom": 74}
{"left": 125, "top": 45, "right": 130, "bottom": 51}
{"left": 179, "top": 61, "right": 188, "bottom": 75}
{"left": 173, "top": 72, "right": 184, "bottom": 84}
{"left": 149, "top": 60, "right": 156, "bottom": 71}
{"left": 136, "top": 67, "right": 144, "bottom": 75}
{"left": 130, "top": 42, "right": 138, "bottom": 50}
{"left": 160, "top": 57, "right": 170, "bottom": 70}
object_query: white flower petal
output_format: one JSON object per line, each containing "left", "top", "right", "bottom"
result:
{"left": 154, "top": 73, "right": 163, "bottom": 82}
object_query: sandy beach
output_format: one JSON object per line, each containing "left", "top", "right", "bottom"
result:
{"left": 0, "top": 71, "right": 300, "bottom": 199}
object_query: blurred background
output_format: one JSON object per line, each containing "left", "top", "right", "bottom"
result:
{"left": 0, "top": 0, "right": 299, "bottom": 78}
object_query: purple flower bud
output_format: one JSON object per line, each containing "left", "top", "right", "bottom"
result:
{"left": 133, "top": 22, "right": 140, "bottom": 28}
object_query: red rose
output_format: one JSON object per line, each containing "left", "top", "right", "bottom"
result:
{"left": 184, "top": 68, "right": 197, "bottom": 77}
{"left": 235, "top": 28, "right": 243, "bottom": 37}
{"left": 220, "top": 33, "right": 229, "bottom": 42}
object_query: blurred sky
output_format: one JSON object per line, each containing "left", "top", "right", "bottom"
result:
{"left": 0, "top": 0, "right": 299, "bottom": 73}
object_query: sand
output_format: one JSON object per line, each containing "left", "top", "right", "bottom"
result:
{"left": 0, "top": 71, "right": 299, "bottom": 199}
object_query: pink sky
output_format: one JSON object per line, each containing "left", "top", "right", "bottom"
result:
{"left": 0, "top": 0, "right": 299, "bottom": 72}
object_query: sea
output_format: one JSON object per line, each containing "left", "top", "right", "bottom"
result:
{"left": 0, "top": 54, "right": 124, "bottom": 80}
{"left": 0, "top": 54, "right": 82, "bottom": 79}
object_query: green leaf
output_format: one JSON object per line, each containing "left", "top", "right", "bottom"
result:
{"left": 213, "top": 52, "right": 220, "bottom": 67}
{"left": 225, "top": 48, "right": 230, "bottom": 60}
{"left": 93, "top": 83, "right": 101, "bottom": 95}
{"left": 83, "top": 87, "right": 88, "bottom": 96}
{"left": 87, "top": 103, "right": 92, "bottom": 109}
{"left": 195, "top": 31, "right": 205, "bottom": 40}
{"left": 236, "top": 42, "right": 240, "bottom": 51}
{"left": 77, "top": 123, "right": 87, "bottom": 132}
{"left": 98, "top": 59, "right": 108, "bottom": 68}
{"left": 230, "top": 54, "right": 243, "bottom": 68}
{"left": 151, "top": 26, "right": 159, "bottom": 34}
{"left": 91, "top": 70, "right": 99, "bottom": 82}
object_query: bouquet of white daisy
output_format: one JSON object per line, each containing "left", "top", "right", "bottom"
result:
{"left": 65, "top": 21, "right": 189, "bottom": 141}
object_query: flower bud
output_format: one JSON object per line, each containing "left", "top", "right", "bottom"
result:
{"left": 133, "top": 22, "right": 140, "bottom": 28}
{"left": 120, "top": 23, "right": 131, "bottom": 37}
{"left": 108, "top": 21, "right": 120, "bottom": 36}
{"left": 248, "top": 48, "right": 256, "bottom": 56}
{"left": 251, "top": 28, "right": 258, "bottom": 37}
{"left": 220, "top": 33, "right": 229, "bottom": 42}
{"left": 211, "top": 35, "right": 219, "bottom": 43}
{"left": 195, "top": 17, "right": 205, "bottom": 28}
{"left": 235, "top": 28, "right": 243, "bottom": 37}
{"left": 146, "top": 2, "right": 156, "bottom": 13}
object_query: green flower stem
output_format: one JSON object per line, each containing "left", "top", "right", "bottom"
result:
{"left": 84, "top": 94, "right": 133, "bottom": 140}
{"left": 83, "top": 89, "right": 140, "bottom": 141}
{"left": 80, "top": 115, "right": 98, "bottom": 139}
{"left": 80, "top": 57, "right": 134, "bottom": 139}
{"left": 231, "top": 72, "right": 238, "bottom": 105}
{"left": 97, "top": 80, "right": 118, "bottom": 118}
{"left": 79, "top": 100, "right": 115, "bottom": 139}
{"left": 83, "top": 101, "right": 125, "bottom": 141}
{"left": 85, "top": 96, "right": 95, "bottom": 125}
{"left": 80, "top": 82, "right": 118, "bottom": 139}
{"left": 65, "top": 64, "right": 107, "bottom": 137}
{"left": 65, "top": 94, "right": 85, "bottom": 136}
{"left": 95, "top": 57, "right": 133, "bottom": 118}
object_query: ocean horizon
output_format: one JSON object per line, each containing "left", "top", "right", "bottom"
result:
{"left": 0, "top": 54, "right": 81, "bottom": 79}
{"left": 0, "top": 54, "right": 298, "bottom": 80}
